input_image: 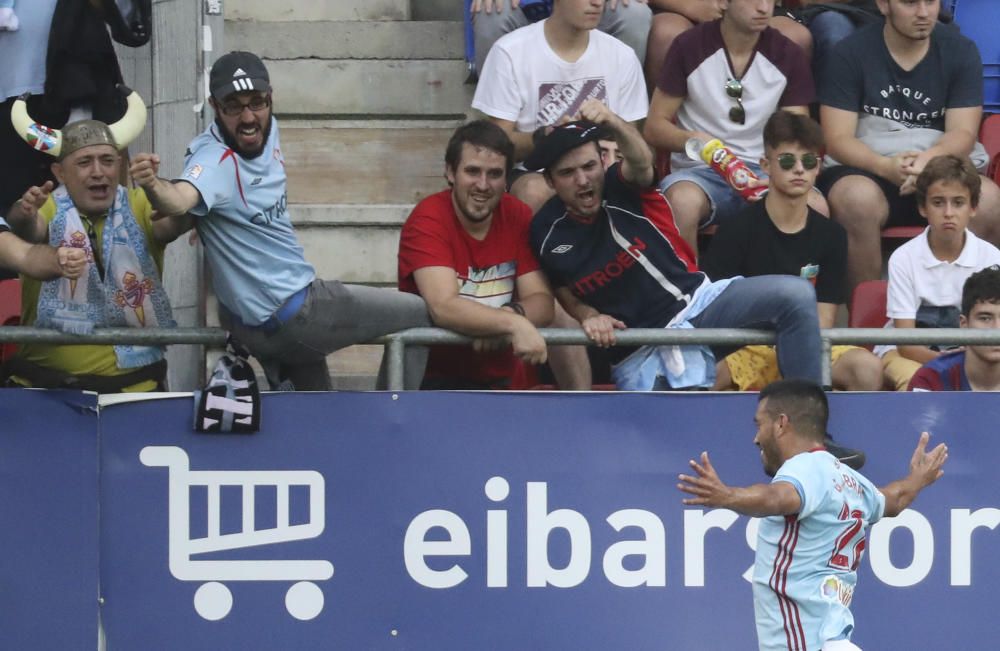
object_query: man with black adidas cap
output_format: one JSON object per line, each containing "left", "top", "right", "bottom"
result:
{"left": 530, "top": 100, "right": 826, "bottom": 393}
{"left": 130, "top": 51, "right": 432, "bottom": 390}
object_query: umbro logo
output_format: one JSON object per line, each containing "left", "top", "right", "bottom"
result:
{"left": 250, "top": 177, "right": 262, "bottom": 186}
{"left": 232, "top": 68, "right": 246, "bottom": 77}
{"left": 551, "top": 244, "right": 573, "bottom": 254}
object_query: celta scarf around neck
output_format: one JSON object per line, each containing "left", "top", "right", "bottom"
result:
{"left": 36, "top": 185, "right": 174, "bottom": 369}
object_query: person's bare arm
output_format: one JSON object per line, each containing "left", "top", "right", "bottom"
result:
{"left": 820, "top": 105, "right": 917, "bottom": 187}
{"left": 817, "top": 302, "right": 838, "bottom": 330}
{"left": 514, "top": 270, "right": 555, "bottom": 327}
{"left": 893, "top": 318, "right": 940, "bottom": 364}
{"left": 880, "top": 432, "right": 947, "bottom": 517}
{"left": 0, "top": 232, "right": 88, "bottom": 281}
{"left": 413, "top": 266, "right": 548, "bottom": 364}
{"left": 579, "top": 100, "right": 654, "bottom": 187}
{"left": 644, "top": 90, "right": 713, "bottom": 154}
{"left": 554, "top": 286, "right": 625, "bottom": 348}
{"left": 902, "top": 106, "right": 982, "bottom": 181}
{"left": 129, "top": 153, "right": 202, "bottom": 220}
{"left": 5, "top": 182, "right": 55, "bottom": 243}
{"left": 647, "top": 0, "right": 723, "bottom": 22}
{"left": 678, "top": 451, "right": 803, "bottom": 517}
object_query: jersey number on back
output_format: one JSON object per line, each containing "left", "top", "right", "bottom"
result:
{"left": 829, "top": 502, "right": 866, "bottom": 571}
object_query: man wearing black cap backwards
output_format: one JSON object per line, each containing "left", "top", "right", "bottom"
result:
{"left": 529, "top": 99, "right": 825, "bottom": 393}
{"left": 130, "top": 51, "right": 431, "bottom": 390}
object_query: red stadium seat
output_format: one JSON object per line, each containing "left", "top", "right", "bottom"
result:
{"left": 979, "top": 113, "right": 1000, "bottom": 183}
{"left": 0, "top": 278, "right": 21, "bottom": 363}
{"left": 848, "top": 280, "right": 888, "bottom": 351}
{"left": 881, "top": 225, "right": 922, "bottom": 241}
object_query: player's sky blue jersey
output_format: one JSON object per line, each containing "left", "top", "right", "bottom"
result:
{"left": 178, "top": 117, "right": 315, "bottom": 325}
{"left": 752, "top": 450, "right": 885, "bottom": 651}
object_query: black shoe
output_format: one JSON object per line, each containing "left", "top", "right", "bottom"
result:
{"left": 824, "top": 435, "right": 866, "bottom": 471}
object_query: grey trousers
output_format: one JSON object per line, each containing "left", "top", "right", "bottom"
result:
{"left": 473, "top": 1, "right": 652, "bottom": 74}
{"left": 224, "top": 279, "right": 431, "bottom": 391}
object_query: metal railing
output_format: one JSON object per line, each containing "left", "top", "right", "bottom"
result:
{"left": 381, "top": 327, "right": 1000, "bottom": 391}
{"left": 2, "top": 325, "right": 998, "bottom": 391}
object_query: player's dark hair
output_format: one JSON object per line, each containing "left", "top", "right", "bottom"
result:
{"left": 961, "top": 265, "right": 1000, "bottom": 316}
{"left": 915, "top": 154, "right": 981, "bottom": 208}
{"left": 445, "top": 120, "right": 514, "bottom": 181}
{"left": 759, "top": 379, "right": 828, "bottom": 443}
{"left": 763, "top": 111, "right": 824, "bottom": 154}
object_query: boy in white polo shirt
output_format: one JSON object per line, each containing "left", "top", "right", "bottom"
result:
{"left": 878, "top": 155, "right": 1000, "bottom": 390}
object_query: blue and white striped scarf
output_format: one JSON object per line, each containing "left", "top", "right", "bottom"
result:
{"left": 36, "top": 185, "right": 174, "bottom": 369}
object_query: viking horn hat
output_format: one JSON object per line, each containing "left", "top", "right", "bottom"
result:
{"left": 11, "top": 85, "right": 147, "bottom": 159}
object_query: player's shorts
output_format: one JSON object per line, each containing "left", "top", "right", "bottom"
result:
{"left": 822, "top": 638, "right": 863, "bottom": 651}
{"left": 725, "top": 344, "right": 860, "bottom": 391}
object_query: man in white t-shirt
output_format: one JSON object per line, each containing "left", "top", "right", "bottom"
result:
{"left": 472, "top": 0, "right": 648, "bottom": 213}
{"left": 471, "top": 0, "right": 651, "bottom": 79}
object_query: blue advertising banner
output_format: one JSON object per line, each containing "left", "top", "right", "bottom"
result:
{"left": 0, "top": 390, "right": 99, "bottom": 649}
{"left": 97, "top": 392, "right": 1000, "bottom": 650}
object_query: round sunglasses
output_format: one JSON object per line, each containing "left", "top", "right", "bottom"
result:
{"left": 776, "top": 153, "right": 820, "bottom": 170}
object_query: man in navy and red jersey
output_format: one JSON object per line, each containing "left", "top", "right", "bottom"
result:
{"left": 398, "top": 120, "right": 554, "bottom": 389}
{"left": 644, "top": 0, "right": 822, "bottom": 254}
{"left": 529, "top": 101, "right": 823, "bottom": 391}
{"left": 909, "top": 265, "right": 1000, "bottom": 391}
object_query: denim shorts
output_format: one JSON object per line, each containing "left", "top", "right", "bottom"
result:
{"left": 659, "top": 163, "right": 768, "bottom": 229}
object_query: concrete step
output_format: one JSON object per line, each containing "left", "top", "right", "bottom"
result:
{"left": 226, "top": 0, "right": 409, "bottom": 22}
{"left": 280, "top": 122, "right": 458, "bottom": 204}
{"left": 411, "top": 0, "right": 463, "bottom": 21}
{"left": 227, "top": 20, "right": 463, "bottom": 60}
{"left": 269, "top": 58, "right": 472, "bottom": 118}
{"left": 293, "top": 204, "right": 411, "bottom": 285}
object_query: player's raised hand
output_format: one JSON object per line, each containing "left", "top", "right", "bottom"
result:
{"left": 129, "top": 153, "right": 161, "bottom": 190}
{"left": 678, "top": 451, "right": 731, "bottom": 507}
{"left": 909, "top": 431, "right": 948, "bottom": 488}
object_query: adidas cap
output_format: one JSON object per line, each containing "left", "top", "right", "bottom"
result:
{"left": 209, "top": 51, "right": 272, "bottom": 101}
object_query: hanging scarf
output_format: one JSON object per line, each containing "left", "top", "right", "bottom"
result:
{"left": 36, "top": 184, "right": 174, "bottom": 369}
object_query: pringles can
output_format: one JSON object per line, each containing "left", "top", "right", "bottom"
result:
{"left": 685, "top": 138, "right": 767, "bottom": 201}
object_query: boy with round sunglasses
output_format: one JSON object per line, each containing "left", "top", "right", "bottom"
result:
{"left": 703, "top": 111, "right": 885, "bottom": 392}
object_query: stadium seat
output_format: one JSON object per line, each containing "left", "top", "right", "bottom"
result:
{"left": 848, "top": 280, "right": 888, "bottom": 351}
{"left": 0, "top": 278, "right": 21, "bottom": 363}
{"left": 951, "top": 0, "right": 1000, "bottom": 113}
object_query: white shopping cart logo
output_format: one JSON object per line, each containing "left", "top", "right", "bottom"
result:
{"left": 140, "top": 446, "right": 334, "bottom": 621}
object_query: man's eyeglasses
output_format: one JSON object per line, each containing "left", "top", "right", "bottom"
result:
{"left": 219, "top": 95, "right": 271, "bottom": 117}
{"left": 776, "top": 153, "right": 820, "bottom": 171}
{"left": 725, "top": 78, "right": 745, "bottom": 125}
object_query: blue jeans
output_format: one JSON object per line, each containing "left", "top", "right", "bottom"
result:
{"left": 810, "top": 11, "right": 855, "bottom": 79}
{"left": 659, "top": 162, "right": 767, "bottom": 229}
{"left": 688, "top": 275, "right": 822, "bottom": 385}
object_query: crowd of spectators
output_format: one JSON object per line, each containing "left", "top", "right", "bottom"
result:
{"left": 1, "top": 0, "right": 999, "bottom": 395}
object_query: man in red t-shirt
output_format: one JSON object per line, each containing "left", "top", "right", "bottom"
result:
{"left": 398, "top": 121, "right": 554, "bottom": 389}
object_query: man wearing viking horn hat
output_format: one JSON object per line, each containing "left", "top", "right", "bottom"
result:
{"left": 2, "top": 89, "right": 192, "bottom": 392}
{"left": 130, "top": 51, "right": 432, "bottom": 390}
